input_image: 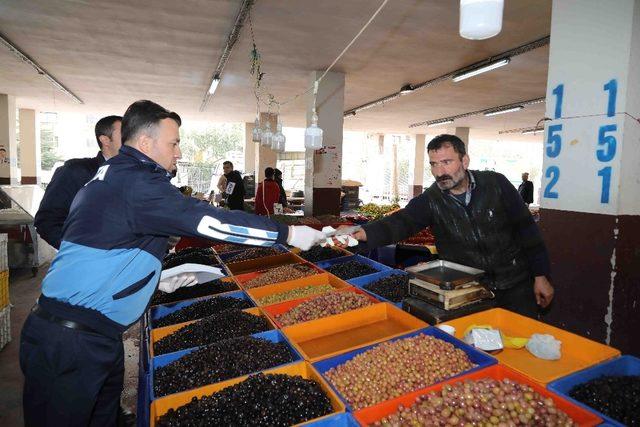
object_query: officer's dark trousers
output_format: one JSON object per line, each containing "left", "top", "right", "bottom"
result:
{"left": 493, "top": 278, "right": 540, "bottom": 319}
{"left": 20, "top": 313, "right": 124, "bottom": 427}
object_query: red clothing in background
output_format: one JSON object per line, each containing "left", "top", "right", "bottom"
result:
{"left": 255, "top": 179, "right": 281, "bottom": 215}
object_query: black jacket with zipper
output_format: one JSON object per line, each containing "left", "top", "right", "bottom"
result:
{"left": 362, "top": 170, "right": 550, "bottom": 290}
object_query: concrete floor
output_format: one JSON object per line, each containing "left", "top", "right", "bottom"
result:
{"left": 0, "top": 265, "right": 140, "bottom": 426}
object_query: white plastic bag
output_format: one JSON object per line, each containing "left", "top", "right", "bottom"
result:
{"left": 526, "top": 333, "right": 562, "bottom": 360}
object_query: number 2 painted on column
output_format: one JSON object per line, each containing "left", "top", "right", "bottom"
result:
{"left": 543, "top": 166, "right": 560, "bottom": 199}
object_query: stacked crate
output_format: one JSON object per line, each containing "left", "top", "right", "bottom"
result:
{"left": 0, "top": 233, "right": 10, "bottom": 350}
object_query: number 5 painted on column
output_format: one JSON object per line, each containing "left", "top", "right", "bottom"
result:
{"left": 546, "top": 124, "right": 562, "bottom": 158}
{"left": 596, "top": 124, "right": 617, "bottom": 162}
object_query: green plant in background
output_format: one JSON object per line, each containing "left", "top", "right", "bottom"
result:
{"left": 179, "top": 124, "right": 243, "bottom": 168}
{"left": 40, "top": 126, "right": 62, "bottom": 170}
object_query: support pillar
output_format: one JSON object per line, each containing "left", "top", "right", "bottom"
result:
{"left": 539, "top": 0, "right": 640, "bottom": 355}
{"left": 255, "top": 113, "right": 277, "bottom": 189}
{"left": 412, "top": 134, "right": 426, "bottom": 197}
{"left": 0, "top": 94, "right": 19, "bottom": 185}
{"left": 304, "top": 71, "right": 345, "bottom": 216}
{"left": 19, "top": 109, "right": 41, "bottom": 185}
{"left": 243, "top": 122, "right": 256, "bottom": 176}
{"left": 454, "top": 127, "right": 470, "bottom": 152}
{"left": 391, "top": 137, "right": 399, "bottom": 199}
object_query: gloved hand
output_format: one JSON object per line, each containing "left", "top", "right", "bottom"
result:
{"left": 287, "top": 225, "right": 326, "bottom": 251}
{"left": 158, "top": 273, "right": 198, "bottom": 293}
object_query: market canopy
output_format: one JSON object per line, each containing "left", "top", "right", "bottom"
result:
{"left": 0, "top": 0, "right": 550, "bottom": 139}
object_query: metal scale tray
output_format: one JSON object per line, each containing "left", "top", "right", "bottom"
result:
{"left": 404, "top": 260, "right": 484, "bottom": 290}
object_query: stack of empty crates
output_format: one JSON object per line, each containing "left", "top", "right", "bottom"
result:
{"left": 0, "top": 234, "right": 9, "bottom": 350}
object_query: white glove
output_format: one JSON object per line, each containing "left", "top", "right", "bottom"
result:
{"left": 287, "top": 225, "right": 326, "bottom": 251}
{"left": 158, "top": 273, "right": 198, "bottom": 293}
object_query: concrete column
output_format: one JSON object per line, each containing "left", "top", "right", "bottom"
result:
{"left": 19, "top": 109, "right": 41, "bottom": 185}
{"left": 539, "top": 0, "right": 640, "bottom": 355}
{"left": 0, "top": 94, "right": 19, "bottom": 185}
{"left": 412, "top": 134, "right": 426, "bottom": 197}
{"left": 391, "top": 136, "right": 399, "bottom": 199}
{"left": 254, "top": 113, "right": 277, "bottom": 189}
{"left": 244, "top": 122, "right": 256, "bottom": 175}
{"left": 304, "top": 71, "right": 345, "bottom": 216}
{"left": 454, "top": 127, "right": 470, "bottom": 152}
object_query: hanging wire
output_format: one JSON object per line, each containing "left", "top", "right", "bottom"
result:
{"left": 249, "top": 0, "right": 390, "bottom": 112}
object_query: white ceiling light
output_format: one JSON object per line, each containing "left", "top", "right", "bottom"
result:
{"left": 427, "top": 119, "right": 454, "bottom": 127}
{"left": 251, "top": 117, "right": 262, "bottom": 142}
{"left": 272, "top": 121, "right": 286, "bottom": 153}
{"left": 452, "top": 58, "right": 510, "bottom": 82}
{"left": 484, "top": 105, "right": 524, "bottom": 117}
{"left": 208, "top": 77, "right": 220, "bottom": 95}
{"left": 459, "top": 0, "right": 504, "bottom": 40}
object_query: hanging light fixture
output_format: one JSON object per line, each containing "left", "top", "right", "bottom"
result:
{"left": 304, "top": 111, "right": 323, "bottom": 150}
{"left": 459, "top": 0, "right": 504, "bottom": 40}
{"left": 260, "top": 121, "right": 273, "bottom": 147}
{"left": 399, "top": 84, "right": 414, "bottom": 95}
{"left": 305, "top": 81, "right": 323, "bottom": 150}
{"left": 272, "top": 120, "right": 286, "bottom": 153}
{"left": 251, "top": 117, "right": 262, "bottom": 142}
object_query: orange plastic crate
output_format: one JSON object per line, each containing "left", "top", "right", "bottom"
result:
{"left": 246, "top": 272, "right": 351, "bottom": 306}
{"left": 149, "top": 361, "right": 345, "bottom": 426}
{"left": 353, "top": 364, "right": 602, "bottom": 426}
{"left": 282, "top": 303, "right": 428, "bottom": 362}
{"left": 232, "top": 261, "right": 323, "bottom": 290}
{"left": 264, "top": 287, "right": 380, "bottom": 328}
{"left": 149, "top": 307, "right": 275, "bottom": 358}
{"left": 225, "top": 252, "right": 306, "bottom": 275}
{"left": 441, "top": 308, "right": 620, "bottom": 384}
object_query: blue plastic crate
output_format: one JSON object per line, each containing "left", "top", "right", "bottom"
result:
{"left": 303, "top": 412, "right": 358, "bottom": 426}
{"left": 316, "top": 254, "right": 391, "bottom": 280}
{"left": 149, "top": 329, "right": 303, "bottom": 401}
{"left": 547, "top": 355, "right": 638, "bottom": 427}
{"left": 313, "top": 326, "right": 497, "bottom": 411}
{"left": 216, "top": 243, "right": 288, "bottom": 263}
{"left": 136, "top": 370, "right": 150, "bottom": 427}
{"left": 149, "top": 290, "right": 253, "bottom": 328}
{"left": 348, "top": 269, "right": 410, "bottom": 309}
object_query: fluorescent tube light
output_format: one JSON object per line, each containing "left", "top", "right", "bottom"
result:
{"left": 484, "top": 105, "right": 524, "bottom": 116}
{"left": 427, "top": 119, "right": 454, "bottom": 127}
{"left": 208, "top": 77, "right": 220, "bottom": 95}
{"left": 452, "top": 58, "right": 510, "bottom": 82}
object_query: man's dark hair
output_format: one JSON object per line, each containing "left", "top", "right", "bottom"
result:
{"left": 274, "top": 168, "right": 282, "bottom": 178}
{"left": 427, "top": 134, "right": 466, "bottom": 159}
{"left": 223, "top": 161, "right": 233, "bottom": 169}
{"left": 264, "top": 167, "right": 275, "bottom": 179}
{"left": 95, "top": 115, "right": 122, "bottom": 148}
{"left": 121, "top": 100, "right": 181, "bottom": 145}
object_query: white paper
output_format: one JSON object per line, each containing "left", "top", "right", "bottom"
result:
{"left": 464, "top": 329, "right": 503, "bottom": 351}
{"left": 160, "top": 263, "right": 225, "bottom": 284}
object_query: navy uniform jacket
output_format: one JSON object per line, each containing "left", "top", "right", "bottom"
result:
{"left": 39, "top": 145, "right": 288, "bottom": 339}
{"left": 35, "top": 152, "right": 105, "bottom": 249}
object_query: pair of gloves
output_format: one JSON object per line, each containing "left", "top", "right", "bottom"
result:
{"left": 159, "top": 225, "right": 348, "bottom": 294}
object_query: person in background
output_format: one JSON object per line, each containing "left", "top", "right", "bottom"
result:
{"left": 35, "top": 115, "right": 122, "bottom": 249}
{"left": 255, "top": 167, "right": 281, "bottom": 216}
{"left": 518, "top": 172, "right": 534, "bottom": 206}
{"left": 217, "top": 160, "right": 245, "bottom": 210}
{"left": 342, "top": 134, "right": 554, "bottom": 319}
{"left": 20, "top": 100, "right": 326, "bottom": 426}
{"left": 274, "top": 168, "right": 294, "bottom": 214}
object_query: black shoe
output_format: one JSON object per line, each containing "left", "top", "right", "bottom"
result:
{"left": 117, "top": 406, "right": 136, "bottom": 427}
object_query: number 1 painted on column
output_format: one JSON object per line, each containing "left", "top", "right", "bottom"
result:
{"left": 552, "top": 84, "right": 564, "bottom": 119}
{"left": 603, "top": 79, "right": 617, "bottom": 117}
{"left": 597, "top": 167, "right": 612, "bottom": 203}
